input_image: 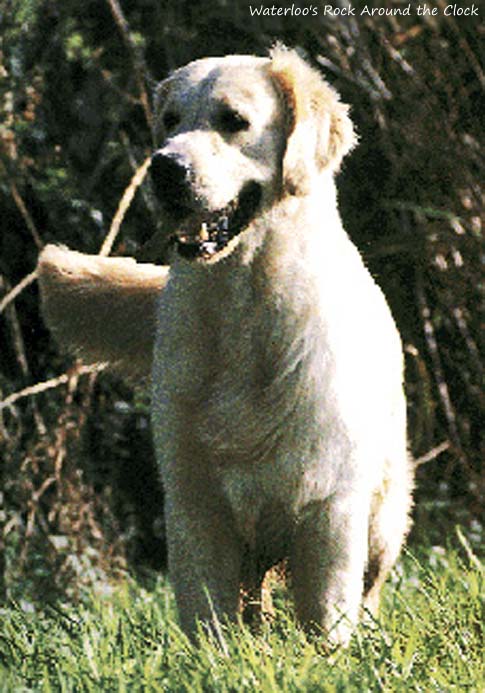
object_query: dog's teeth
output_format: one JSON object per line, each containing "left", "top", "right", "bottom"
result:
{"left": 200, "top": 222, "right": 209, "bottom": 241}
{"left": 174, "top": 197, "right": 243, "bottom": 260}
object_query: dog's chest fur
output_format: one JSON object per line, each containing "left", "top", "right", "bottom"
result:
{"left": 151, "top": 191, "right": 404, "bottom": 553}
{"left": 152, "top": 222, "right": 366, "bottom": 539}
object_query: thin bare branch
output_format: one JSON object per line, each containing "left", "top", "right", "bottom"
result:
{"left": 416, "top": 276, "right": 464, "bottom": 458}
{"left": 0, "top": 364, "right": 106, "bottom": 413}
{"left": 414, "top": 440, "right": 451, "bottom": 468}
{"left": 120, "top": 130, "right": 158, "bottom": 221}
{"left": 10, "top": 182, "right": 43, "bottom": 249}
{"left": 99, "top": 155, "right": 151, "bottom": 256}
{"left": 1, "top": 279, "right": 28, "bottom": 377}
{"left": 106, "top": 0, "right": 153, "bottom": 133}
{"left": 0, "top": 274, "right": 46, "bottom": 434}
{"left": 452, "top": 307, "right": 484, "bottom": 380}
{"left": 0, "top": 161, "right": 42, "bottom": 263}
{"left": 0, "top": 269, "right": 38, "bottom": 315}
{"left": 438, "top": 0, "right": 485, "bottom": 88}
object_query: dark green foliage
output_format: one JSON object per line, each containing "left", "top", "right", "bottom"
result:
{"left": 0, "top": 0, "right": 483, "bottom": 598}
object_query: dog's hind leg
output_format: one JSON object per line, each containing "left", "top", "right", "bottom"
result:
{"left": 363, "top": 454, "right": 414, "bottom": 616}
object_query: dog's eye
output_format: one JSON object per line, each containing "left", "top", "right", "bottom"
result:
{"left": 163, "top": 111, "right": 180, "bottom": 132}
{"left": 217, "top": 107, "right": 250, "bottom": 134}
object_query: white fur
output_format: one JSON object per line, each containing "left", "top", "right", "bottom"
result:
{"left": 149, "top": 49, "right": 412, "bottom": 645}
{"left": 38, "top": 48, "right": 413, "bottom": 647}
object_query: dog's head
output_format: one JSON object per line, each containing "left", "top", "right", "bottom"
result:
{"left": 151, "top": 48, "right": 356, "bottom": 262}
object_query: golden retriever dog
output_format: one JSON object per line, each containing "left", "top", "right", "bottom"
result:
{"left": 38, "top": 47, "right": 413, "bottom": 646}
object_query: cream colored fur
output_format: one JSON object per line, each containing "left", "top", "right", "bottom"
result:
{"left": 38, "top": 245, "right": 168, "bottom": 377}
{"left": 38, "top": 48, "right": 413, "bottom": 647}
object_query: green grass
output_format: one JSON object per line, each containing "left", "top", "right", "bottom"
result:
{"left": 0, "top": 544, "right": 483, "bottom": 692}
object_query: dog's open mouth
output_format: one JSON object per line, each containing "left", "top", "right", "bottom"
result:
{"left": 169, "top": 182, "right": 262, "bottom": 261}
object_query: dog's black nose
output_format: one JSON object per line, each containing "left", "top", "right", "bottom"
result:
{"left": 150, "top": 152, "right": 193, "bottom": 215}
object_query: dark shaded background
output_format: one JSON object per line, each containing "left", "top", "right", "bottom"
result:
{"left": 1, "top": 0, "right": 483, "bottom": 600}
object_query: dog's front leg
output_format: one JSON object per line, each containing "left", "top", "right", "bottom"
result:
{"left": 290, "top": 492, "right": 368, "bottom": 647}
{"left": 164, "top": 480, "right": 242, "bottom": 640}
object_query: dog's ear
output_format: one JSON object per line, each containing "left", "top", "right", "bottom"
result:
{"left": 269, "top": 46, "right": 357, "bottom": 195}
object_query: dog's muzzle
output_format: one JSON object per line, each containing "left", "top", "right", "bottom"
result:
{"left": 151, "top": 152, "right": 262, "bottom": 261}
{"left": 150, "top": 152, "right": 195, "bottom": 218}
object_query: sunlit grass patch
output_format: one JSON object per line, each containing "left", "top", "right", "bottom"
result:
{"left": 0, "top": 545, "right": 483, "bottom": 691}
